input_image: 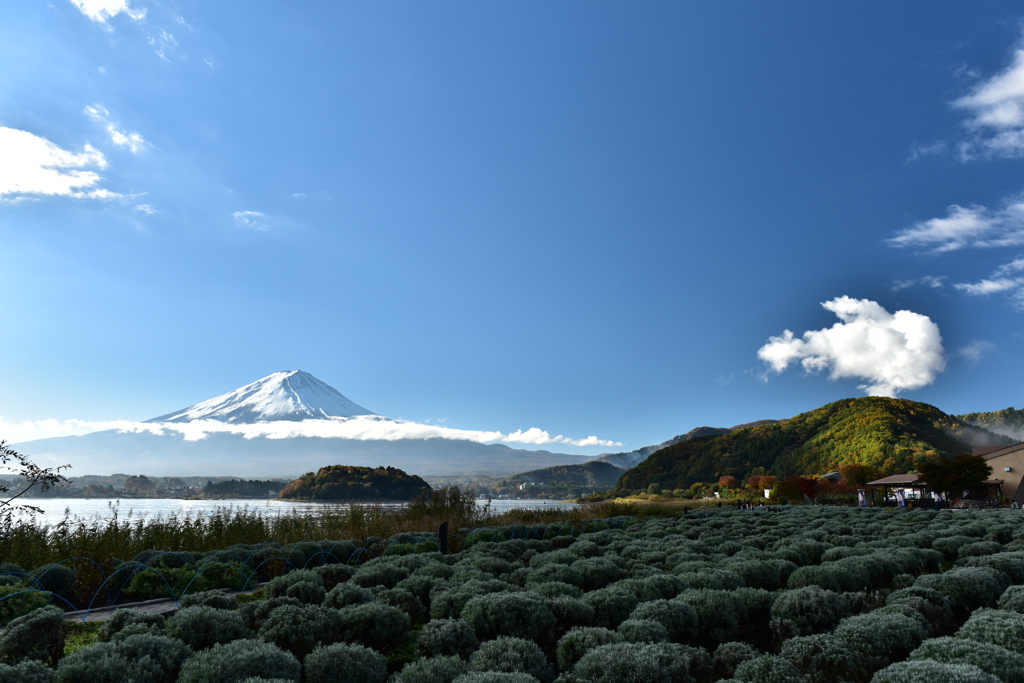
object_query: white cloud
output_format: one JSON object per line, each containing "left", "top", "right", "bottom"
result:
{"left": 954, "top": 257, "right": 1024, "bottom": 307}
{"left": 3, "top": 415, "right": 619, "bottom": 449}
{"left": 0, "top": 127, "right": 120, "bottom": 201}
{"left": 958, "top": 340, "right": 996, "bottom": 363}
{"left": 84, "top": 105, "right": 147, "bottom": 153}
{"left": 757, "top": 296, "right": 946, "bottom": 397}
{"left": 98, "top": 66, "right": 106, "bottom": 74}
{"left": 892, "top": 275, "right": 945, "bottom": 291}
{"left": 69, "top": 0, "right": 145, "bottom": 26}
{"left": 233, "top": 210, "right": 268, "bottom": 230}
{"left": 134, "top": 203, "right": 157, "bottom": 214}
{"left": 148, "top": 29, "right": 177, "bottom": 61}
{"left": 888, "top": 200, "right": 1024, "bottom": 253}
{"left": 949, "top": 45, "right": 1024, "bottom": 158}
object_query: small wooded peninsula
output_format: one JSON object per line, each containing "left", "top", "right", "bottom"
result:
{"left": 279, "top": 465, "right": 431, "bottom": 501}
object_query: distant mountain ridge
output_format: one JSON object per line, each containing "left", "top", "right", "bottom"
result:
{"left": 597, "top": 420, "right": 778, "bottom": 469}
{"left": 501, "top": 461, "right": 626, "bottom": 488}
{"left": 618, "top": 397, "right": 1014, "bottom": 491}
{"left": 959, "top": 407, "right": 1024, "bottom": 442}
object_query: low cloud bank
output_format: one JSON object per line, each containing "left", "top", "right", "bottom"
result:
{"left": 757, "top": 296, "right": 946, "bottom": 397}
{"left": 1, "top": 415, "right": 619, "bottom": 449}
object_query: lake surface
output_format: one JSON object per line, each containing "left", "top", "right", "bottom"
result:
{"left": 16, "top": 498, "right": 577, "bottom": 527}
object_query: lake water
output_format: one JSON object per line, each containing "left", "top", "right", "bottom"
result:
{"left": 15, "top": 498, "right": 577, "bottom": 527}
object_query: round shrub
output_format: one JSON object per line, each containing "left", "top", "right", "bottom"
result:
{"left": 310, "top": 563, "right": 354, "bottom": 590}
{"left": 999, "top": 585, "right": 1024, "bottom": 613}
{"left": 713, "top": 642, "right": 758, "bottom": 680}
{"left": 956, "top": 608, "right": 1024, "bottom": 654}
{"left": 469, "top": 637, "right": 554, "bottom": 683}
{"left": 452, "top": 674, "right": 539, "bottom": 683}
{"left": 779, "top": 633, "right": 872, "bottom": 683}
{"left": 628, "top": 600, "right": 697, "bottom": 643}
{"left": 885, "top": 586, "right": 953, "bottom": 627}
{"left": 676, "top": 568, "right": 744, "bottom": 590}
{"left": 571, "top": 558, "right": 624, "bottom": 591}
{"left": 285, "top": 580, "right": 326, "bottom": 605}
{"left": 617, "top": 619, "right": 669, "bottom": 643}
{"left": 258, "top": 604, "right": 344, "bottom": 659}
{"left": 582, "top": 588, "right": 638, "bottom": 629}
{"left": 786, "top": 563, "right": 871, "bottom": 593}
{"left": 239, "top": 596, "right": 301, "bottom": 632}
{"left": 338, "top": 602, "right": 411, "bottom": 651}
{"left": 932, "top": 536, "right": 973, "bottom": 560}
{"left": 323, "top": 582, "right": 374, "bottom": 609}
{"left": 28, "top": 564, "right": 76, "bottom": 598}
{"left": 956, "top": 554, "right": 1024, "bottom": 584}
{"left": 833, "top": 610, "right": 928, "bottom": 666}
{"left": 915, "top": 567, "right": 1008, "bottom": 615}
{"left": 101, "top": 608, "right": 165, "bottom": 640}
{"left": 548, "top": 596, "right": 595, "bottom": 633}
{"left": 56, "top": 641, "right": 165, "bottom": 683}
{"left": 732, "top": 655, "right": 804, "bottom": 683}
{"left": 115, "top": 632, "right": 192, "bottom": 683}
{"left": 0, "top": 660, "right": 55, "bottom": 683}
{"left": 351, "top": 562, "right": 410, "bottom": 589}
{"left": 0, "top": 584, "right": 50, "bottom": 626}
{"left": 909, "top": 636, "right": 1024, "bottom": 683}
{"left": 556, "top": 627, "right": 623, "bottom": 671}
{"left": 958, "top": 541, "right": 1003, "bottom": 558}
{"left": 674, "top": 589, "right": 742, "bottom": 648}
{"left": 570, "top": 642, "right": 712, "bottom": 683}
{"left": 417, "top": 618, "right": 480, "bottom": 659}
{"left": 265, "top": 570, "right": 324, "bottom": 599}
{"left": 870, "top": 660, "right": 999, "bottom": 683}
{"left": 166, "top": 604, "right": 250, "bottom": 650}
{"left": 304, "top": 642, "right": 388, "bottom": 683}
{"left": 178, "top": 639, "right": 300, "bottom": 683}
{"left": 179, "top": 589, "right": 239, "bottom": 610}
{"left": 430, "top": 580, "right": 513, "bottom": 620}
{"left": 393, "top": 654, "right": 469, "bottom": 683}
{"left": 770, "top": 586, "right": 850, "bottom": 640}
{"left": 375, "top": 587, "right": 428, "bottom": 624}
{"left": 462, "top": 593, "right": 555, "bottom": 642}
{"left": 528, "top": 582, "right": 582, "bottom": 599}
{"left": 0, "top": 606, "right": 65, "bottom": 665}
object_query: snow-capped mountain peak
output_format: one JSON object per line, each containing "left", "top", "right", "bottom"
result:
{"left": 147, "top": 370, "right": 374, "bottom": 423}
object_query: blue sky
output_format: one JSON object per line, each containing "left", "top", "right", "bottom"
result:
{"left": 3, "top": 1, "right": 1024, "bottom": 453}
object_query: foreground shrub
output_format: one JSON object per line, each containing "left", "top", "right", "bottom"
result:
{"left": 310, "top": 563, "right": 354, "bottom": 590}
{"left": 956, "top": 608, "right": 1024, "bottom": 654}
{"left": 556, "top": 627, "right": 623, "bottom": 672}
{"left": 915, "top": 567, "right": 1008, "bottom": 616}
{"left": 178, "top": 639, "right": 300, "bottom": 683}
{"left": 115, "top": 633, "right": 192, "bottom": 683}
{"left": 469, "top": 637, "right": 554, "bottom": 683}
{"left": 713, "top": 642, "right": 758, "bottom": 680}
{"left": 617, "top": 619, "right": 669, "bottom": 643}
{"left": 265, "top": 570, "right": 324, "bottom": 599}
{"left": 28, "top": 564, "right": 76, "bottom": 599}
{"left": 239, "top": 596, "right": 301, "bottom": 632}
{"left": 452, "top": 674, "right": 539, "bottom": 683}
{"left": 779, "top": 633, "right": 871, "bottom": 683}
{"left": 884, "top": 587, "right": 953, "bottom": 630}
{"left": 55, "top": 641, "right": 165, "bottom": 683}
{"left": 909, "top": 636, "right": 1024, "bottom": 683}
{"left": 999, "top": 585, "right": 1024, "bottom": 613}
{"left": 0, "top": 584, "right": 50, "bottom": 625}
{"left": 417, "top": 619, "right": 480, "bottom": 659}
{"left": 582, "top": 588, "right": 638, "bottom": 629}
{"left": 833, "top": 610, "right": 928, "bottom": 667}
{"left": 393, "top": 654, "right": 469, "bottom": 683}
{"left": 732, "top": 655, "right": 804, "bottom": 683}
{"left": 0, "top": 606, "right": 65, "bottom": 665}
{"left": 869, "top": 660, "right": 999, "bottom": 683}
{"left": 339, "top": 602, "right": 411, "bottom": 651}
{"left": 628, "top": 600, "right": 697, "bottom": 642}
{"left": 0, "top": 660, "right": 55, "bottom": 683}
{"left": 462, "top": 593, "right": 556, "bottom": 642}
{"left": 323, "top": 582, "right": 374, "bottom": 609}
{"left": 179, "top": 589, "right": 239, "bottom": 610}
{"left": 304, "top": 642, "right": 388, "bottom": 683}
{"left": 259, "top": 604, "right": 344, "bottom": 659}
{"left": 166, "top": 604, "right": 250, "bottom": 650}
{"left": 101, "top": 608, "right": 166, "bottom": 640}
{"left": 770, "top": 586, "right": 849, "bottom": 640}
{"left": 571, "top": 642, "right": 712, "bottom": 683}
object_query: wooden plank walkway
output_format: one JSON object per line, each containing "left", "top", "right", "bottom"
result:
{"left": 62, "top": 584, "right": 265, "bottom": 622}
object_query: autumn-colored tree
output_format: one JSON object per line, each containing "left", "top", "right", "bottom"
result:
{"left": 798, "top": 477, "right": 824, "bottom": 501}
{"left": 746, "top": 475, "right": 777, "bottom": 491}
{"left": 719, "top": 475, "right": 738, "bottom": 489}
{"left": 774, "top": 475, "right": 803, "bottom": 501}
{"left": 917, "top": 454, "right": 993, "bottom": 498}
{"left": 839, "top": 463, "right": 879, "bottom": 488}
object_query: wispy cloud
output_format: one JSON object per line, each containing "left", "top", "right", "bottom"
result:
{"left": 148, "top": 28, "right": 178, "bottom": 62}
{"left": 958, "top": 340, "right": 996, "bottom": 364}
{"left": 757, "top": 296, "right": 946, "bottom": 397}
{"left": 888, "top": 199, "right": 1024, "bottom": 253}
{"left": 3, "top": 415, "right": 619, "bottom": 448}
{"left": 134, "top": 203, "right": 157, "bottom": 215}
{"left": 954, "top": 257, "right": 1024, "bottom": 308}
{"left": 0, "top": 127, "right": 120, "bottom": 201}
{"left": 69, "top": 0, "right": 146, "bottom": 26}
{"left": 892, "top": 275, "right": 945, "bottom": 291}
{"left": 948, "top": 41, "right": 1024, "bottom": 159}
{"left": 84, "top": 105, "right": 147, "bottom": 153}
{"left": 232, "top": 210, "right": 269, "bottom": 231}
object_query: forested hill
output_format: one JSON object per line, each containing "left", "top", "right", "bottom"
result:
{"left": 617, "top": 397, "right": 1013, "bottom": 491}
{"left": 500, "top": 461, "right": 625, "bottom": 488}
{"left": 959, "top": 406, "right": 1024, "bottom": 441}
{"left": 280, "top": 465, "right": 430, "bottom": 501}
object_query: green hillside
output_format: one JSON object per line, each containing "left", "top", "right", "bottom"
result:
{"left": 280, "top": 465, "right": 431, "bottom": 501}
{"left": 959, "top": 406, "right": 1024, "bottom": 440}
{"left": 501, "top": 461, "right": 625, "bottom": 488}
{"left": 617, "top": 397, "right": 1013, "bottom": 491}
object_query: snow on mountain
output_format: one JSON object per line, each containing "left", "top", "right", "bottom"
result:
{"left": 147, "top": 370, "right": 373, "bottom": 423}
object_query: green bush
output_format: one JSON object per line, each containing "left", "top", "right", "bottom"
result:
{"left": 779, "top": 633, "right": 871, "bottom": 683}
{"left": 884, "top": 587, "right": 953, "bottom": 628}
{"left": 732, "top": 655, "right": 804, "bottom": 683}
{"left": 958, "top": 541, "right": 1003, "bottom": 558}
{"left": 570, "top": 642, "right": 712, "bottom": 683}
{"left": 179, "top": 589, "right": 239, "bottom": 610}
{"left": 28, "top": 565, "right": 76, "bottom": 599}
{"left": 932, "top": 535, "right": 973, "bottom": 560}
{"left": 0, "top": 660, "right": 55, "bottom": 683}
{"left": 548, "top": 596, "right": 595, "bottom": 634}
{"left": 303, "top": 642, "right": 388, "bottom": 683}
{"left": 581, "top": 588, "right": 638, "bottom": 629}
{"left": 54, "top": 641, "right": 165, "bottom": 683}
{"left": 352, "top": 562, "right": 410, "bottom": 589}
{"left": 956, "top": 608, "right": 1024, "bottom": 654}
{"left": 909, "top": 636, "right": 1024, "bottom": 683}
{"left": 166, "top": 605, "right": 250, "bottom": 650}
{"left": 770, "top": 586, "right": 849, "bottom": 640}
{"left": 101, "top": 608, "right": 165, "bottom": 640}
{"left": 375, "top": 587, "right": 428, "bottom": 625}
{"left": 323, "top": 582, "right": 374, "bottom": 609}
{"left": 787, "top": 563, "right": 871, "bottom": 593}
{"left": 0, "top": 584, "right": 51, "bottom": 625}
{"left": 915, "top": 568, "right": 1008, "bottom": 615}
{"left": 265, "top": 570, "right": 323, "bottom": 599}
{"left": 258, "top": 604, "right": 345, "bottom": 659}
{"left": 393, "top": 654, "right": 470, "bottom": 683}
{"left": 115, "top": 633, "right": 192, "bottom": 683}
{"left": 469, "top": 637, "right": 554, "bottom": 683}
{"left": 285, "top": 580, "right": 326, "bottom": 605}
{"left": 452, "top": 674, "right": 539, "bottom": 683}
{"left": 571, "top": 558, "right": 624, "bottom": 591}
{"left": 713, "top": 642, "right": 758, "bottom": 680}
{"left": 617, "top": 618, "right": 670, "bottom": 644}
{"left": 556, "top": 627, "right": 623, "bottom": 671}
{"left": 0, "top": 605, "right": 63, "bottom": 667}
{"left": 869, "top": 660, "right": 999, "bottom": 683}
{"left": 462, "top": 593, "right": 555, "bottom": 642}
{"left": 177, "top": 639, "right": 301, "bottom": 683}
{"left": 417, "top": 619, "right": 480, "bottom": 659}
{"left": 338, "top": 602, "right": 411, "bottom": 651}
{"left": 239, "top": 596, "right": 301, "bottom": 632}
{"left": 955, "top": 554, "right": 1024, "bottom": 584}
{"left": 998, "top": 585, "right": 1024, "bottom": 613}
{"left": 833, "top": 610, "right": 928, "bottom": 667}
{"left": 310, "top": 563, "right": 354, "bottom": 590}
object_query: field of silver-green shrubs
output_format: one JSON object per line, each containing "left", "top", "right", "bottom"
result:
{"left": 3, "top": 505, "right": 1024, "bottom": 683}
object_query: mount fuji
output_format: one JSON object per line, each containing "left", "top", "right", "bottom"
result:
{"left": 13, "top": 371, "right": 593, "bottom": 479}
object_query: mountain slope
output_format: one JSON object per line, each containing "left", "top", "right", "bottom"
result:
{"left": 617, "top": 397, "right": 1014, "bottom": 490}
{"left": 500, "top": 461, "right": 626, "bottom": 488}
{"left": 959, "top": 407, "right": 1024, "bottom": 442}
{"left": 598, "top": 421, "right": 778, "bottom": 469}
{"left": 148, "top": 370, "right": 373, "bottom": 423}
